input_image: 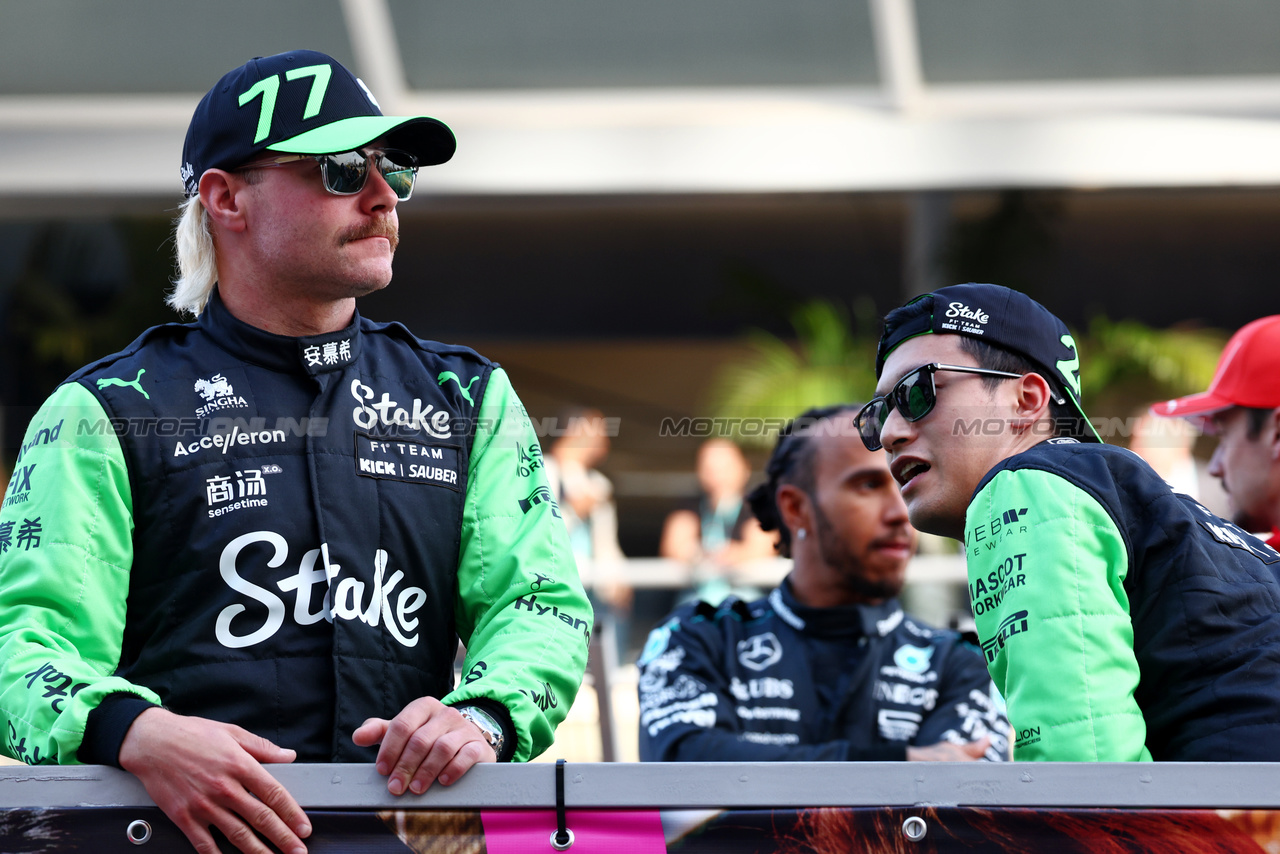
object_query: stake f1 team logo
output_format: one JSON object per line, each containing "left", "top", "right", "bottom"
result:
{"left": 737, "top": 632, "right": 783, "bottom": 672}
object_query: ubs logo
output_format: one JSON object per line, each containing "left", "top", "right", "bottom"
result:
{"left": 737, "top": 632, "right": 783, "bottom": 672}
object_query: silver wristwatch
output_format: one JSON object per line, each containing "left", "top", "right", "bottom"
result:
{"left": 457, "top": 705, "right": 506, "bottom": 759}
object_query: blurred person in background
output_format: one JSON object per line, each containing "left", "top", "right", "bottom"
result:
{"left": 542, "top": 406, "right": 632, "bottom": 656}
{"left": 660, "top": 437, "right": 777, "bottom": 604}
{"left": 638, "top": 404, "right": 1008, "bottom": 762}
{"left": 1127, "top": 410, "right": 1228, "bottom": 516}
{"left": 1151, "top": 315, "right": 1280, "bottom": 542}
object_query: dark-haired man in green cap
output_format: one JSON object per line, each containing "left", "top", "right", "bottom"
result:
{"left": 859, "top": 283, "right": 1280, "bottom": 763}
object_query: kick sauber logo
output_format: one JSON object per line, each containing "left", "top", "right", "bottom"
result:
{"left": 194, "top": 374, "right": 248, "bottom": 417}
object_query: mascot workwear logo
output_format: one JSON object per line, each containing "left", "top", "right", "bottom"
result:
{"left": 215, "top": 532, "right": 427, "bottom": 650}
{"left": 737, "top": 632, "right": 783, "bottom": 672}
{"left": 437, "top": 371, "right": 479, "bottom": 406}
{"left": 349, "top": 379, "right": 451, "bottom": 438}
{"left": 194, "top": 374, "right": 248, "bottom": 417}
{"left": 96, "top": 369, "right": 150, "bottom": 399}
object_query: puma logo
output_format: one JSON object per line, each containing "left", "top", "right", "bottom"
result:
{"left": 96, "top": 369, "right": 150, "bottom": 399}
{"left": 437, "top": 371, "right": 479, "bottom": 406}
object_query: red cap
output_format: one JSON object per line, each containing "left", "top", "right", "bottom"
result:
{"left": 1151, "top": 315, "right": 1280, "bottom": 418}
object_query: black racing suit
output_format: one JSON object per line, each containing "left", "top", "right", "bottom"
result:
{"left": 637, "top": 578, "right": 1010, "bottom": 762}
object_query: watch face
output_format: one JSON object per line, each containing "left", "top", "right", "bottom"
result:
{"left": 461, "top": 708, "right": 503, "bottom": 754}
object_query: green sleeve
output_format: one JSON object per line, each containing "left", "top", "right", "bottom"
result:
{"left": 0, "top": 383, "right": 161, "bottom": 765}
{"left": 441, "top": 368, "right": 591, "bottom": 762}
{"left": 965, "top": 468, "right": 1151, "bottom": 762}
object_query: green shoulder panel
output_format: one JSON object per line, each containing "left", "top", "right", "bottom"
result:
{"left": 441, "top": 368, "right": 591, "bottom": 762}
{"left": 0, "top": 382, "right": 161, "bottom": 765}
{"left": 965, "top": 467, "right": 1151, "bottom": 762}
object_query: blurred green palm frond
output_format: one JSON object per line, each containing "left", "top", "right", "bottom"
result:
{"left": 709, "top": 299, "right": 880, "bottom": 446}
{"left": 1077, "top": 317, "right": 1227, "bottom": 415}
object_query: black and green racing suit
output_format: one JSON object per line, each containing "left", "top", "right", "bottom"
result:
{"left": 967, "top": 439, "right": 1280, "bottom": 761}
{"left": 0, "top": 292, "right": 590, "bottom": 767}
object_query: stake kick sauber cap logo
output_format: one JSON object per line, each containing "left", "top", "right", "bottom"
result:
{"left": 875, "top": 283, "right": 1101, "bottom": 443}
{"left": 181, "top": 49, "right": 456, "bottom": 197}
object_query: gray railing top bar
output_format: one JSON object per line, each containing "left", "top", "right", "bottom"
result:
{"left": 2, "top": 762, "right": 1280, "bottom": 811}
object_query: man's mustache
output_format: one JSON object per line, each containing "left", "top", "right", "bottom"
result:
{"left": 340, "top": 219, "right": 399, "bottom": 251}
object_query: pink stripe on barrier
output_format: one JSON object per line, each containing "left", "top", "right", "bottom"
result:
{"left": 481, "top": 809, "right": 667, "bottom": 854}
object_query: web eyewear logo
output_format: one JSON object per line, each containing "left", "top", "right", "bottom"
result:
{"left": 737, "top": 632, "right": 783, "bottom": 672}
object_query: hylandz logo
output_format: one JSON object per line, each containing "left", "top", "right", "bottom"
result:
{"left": 945, "top": 302, "right": 990, "bottom": 325}
{"left": 194, "top": 374, "right": 248, "bottom": 417}
{"left": 737, "top": 632, "right": 783, "bottom": 672}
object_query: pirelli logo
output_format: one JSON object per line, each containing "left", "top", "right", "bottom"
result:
{"left": 981, "top": 609, "right": 1030, "bottom": 663}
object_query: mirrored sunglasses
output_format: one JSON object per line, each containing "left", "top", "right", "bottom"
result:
{"left": 856, "top": 363, "right": 1024, "bottom": 451}
{"left": 238, "top": 148, "right": 419, "bottom": 200}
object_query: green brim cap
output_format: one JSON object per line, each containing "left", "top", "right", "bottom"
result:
{"left": 182, "top": 49, "right": 455, "bottom": 197}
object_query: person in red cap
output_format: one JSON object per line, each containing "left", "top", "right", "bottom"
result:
{"left": 1151, "top": 316, "right": 1280, "bottom": 542}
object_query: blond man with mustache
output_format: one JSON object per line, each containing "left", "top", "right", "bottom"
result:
{"left": 0, "top": 50, "right": 590, "bottom": 854}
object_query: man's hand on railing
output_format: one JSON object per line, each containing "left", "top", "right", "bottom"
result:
{"left": 118, "top": 706, "right": 310, "bottom": 854}
{"left": 353, "top": 697, "right": 497, "bottom": 796}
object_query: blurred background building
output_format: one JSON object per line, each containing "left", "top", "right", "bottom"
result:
{"left": 2, "top": 1, "right": 1278, "bottom": 675}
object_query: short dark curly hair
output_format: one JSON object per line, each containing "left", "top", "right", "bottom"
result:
{"left": 746, "top": 404, "right": 861, "bottom": 558}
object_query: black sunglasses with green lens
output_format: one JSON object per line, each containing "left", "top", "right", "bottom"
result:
{"left": 238, "top": 148, "right": 419, "bottom": 200}
{"left": 856, "top": 363, "right": 1026, "bottom": 452}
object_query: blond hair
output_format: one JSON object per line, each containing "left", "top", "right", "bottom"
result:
{"left": 168, "top": 194, "right": 218, "bottom": 317}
